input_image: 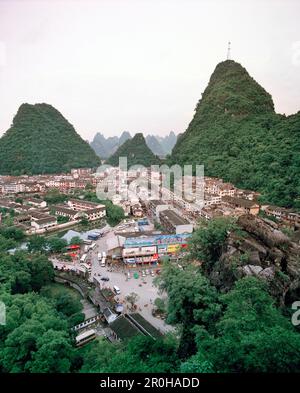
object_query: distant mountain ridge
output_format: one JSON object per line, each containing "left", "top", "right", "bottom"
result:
{"left": 106, "top": 133, "right": 160, "bottom": 167}
{"left": 90, "top": 131, "right": 177, "bottom": 158}
{"left": 0, "top": 103, "right": 101, "bottom": 175}
{"left": 90, "top": 131, "right": 131, "bottom": 159}
{"left": 145, "top": 131, "right": 177, "bottom": 156}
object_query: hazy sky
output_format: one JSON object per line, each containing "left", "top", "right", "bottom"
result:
{"left": 0, "top": 0, "right": 299, "bottom": 141}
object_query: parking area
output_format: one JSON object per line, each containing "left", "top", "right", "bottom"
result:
{"left": 55, "top": 224, "right": 175, "bottom": 334}
{"left": 86, "top": 233, "right": 174, "bottom": 334}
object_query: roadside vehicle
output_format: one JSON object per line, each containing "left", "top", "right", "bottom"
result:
{"left": 80, "top": 254, "right": 87, "bottom": 263}
{"left": 75, "top": 329, "right": 96, "bottom": 347}
{"left": 101, "top": 276, "right": 109, "bottom": 281}
{"left": 88, "top": 233, "right": 100, "bottom": 241}
{"left": 97, "top": 252, "right": 102, "bottom": 261}
{"left": 127, "top": 272, "right": 131, "bottom": 279}
{"left": 142, "top": 270, "right": 146, "bottom": 277}
{"left": 113, "top": 285, "right": 121, "bottom": 295}
{"left": 145, "top": 269, "right": 150, "bottom": 275}
{"left": 150, "top": 270, "right": 155, "bottom": 277}
{"left": 90, "top": 242, "right": 97, "bottom": 251}
{"left": 81, "top": 263, "right": 91, "bottom": 273}
{"left": 100, "top": 257, "right": 106, "bottom": 267}
{"left": 102, "top": 251, "right": 107, "bottom": 258}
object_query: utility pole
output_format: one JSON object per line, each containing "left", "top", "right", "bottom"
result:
{"left": 227, "top": 41, "right": 231, "bottom": 60}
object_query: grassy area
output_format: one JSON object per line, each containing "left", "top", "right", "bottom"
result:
{"left": 41, "top": 282, "right": 83, "bottom": 302}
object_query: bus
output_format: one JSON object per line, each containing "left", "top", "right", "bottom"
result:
{"left": 81, "top": 263, "right": 91, "bottom": 273}
{"left": 75, "top": 329, "right": 96, "bottom": 347}
{"left": 90, "top": 242, "right": 97, "bottom": 251}
{"left": 88, "top": 233, "right": 100, "bottom": 241}
{"left": 80, "top": 254, "right": 87, "bottom": 263}
{"left": 100, "top": 257, "right": 106, "bottom": 267}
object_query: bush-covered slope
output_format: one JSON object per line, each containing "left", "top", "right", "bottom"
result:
{"left": 170, "top": 60, "right": 300, "bottom": 208}
{"left": 0, "top": 103, "right": 101, "bottom": 175}
{"left": 107, "top": 133, "right": 160, "bottom": 167}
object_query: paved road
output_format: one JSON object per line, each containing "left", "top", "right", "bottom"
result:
{"left": 88, "top": 232, "right": 175, "bottom": 334}
{"left": 80, "top": 299, "right": 98, "bottom": 319}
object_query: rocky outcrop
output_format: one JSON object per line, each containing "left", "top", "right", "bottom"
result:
{"left": 209, "top": 214, "right": 300, "bottom": 304}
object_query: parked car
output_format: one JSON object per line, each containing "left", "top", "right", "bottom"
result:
{"left": 113, "top": 285, "right": 121, "bottom": 295}
{"left": 127, "top": 272, "right": 131, "bottom": 279}
{"left": 150, "top": 270, "right": 155, "bottom": 277}
{"left": 142, "top": 270, "right": 146, "bottom": 277}
{"left": 145, "top": 269, "right": 150, "bottom": 275}
{"left": 100, "top": 276, "right": 109, "bottom": 281}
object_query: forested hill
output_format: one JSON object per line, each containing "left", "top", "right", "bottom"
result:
{"left": 0, "top": 103, "right": 101, "bottom": 175}
{"left": 170, "top": 60, "right": 300, "bottom": 209}
{"left": 107, "top": 133, "right": 160, "bottom": 167}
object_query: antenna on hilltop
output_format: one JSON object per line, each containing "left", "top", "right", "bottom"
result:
{"left": 227, "top": 41, "right": 231, "bottom": 60}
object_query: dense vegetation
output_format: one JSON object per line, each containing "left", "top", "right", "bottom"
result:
{"left": 154, "top": 219, "right": 300, "bottom": 372}
{"left": 0, "top": 103, "right": 101, "bottom": 175}
{"left": 107, "top": 133, "right": 160, "bottom": 168}
{"left": 0, "top": 250, "right": 84, "bottom": 372}
{"left": 77, "top": 218, "right": 300, "bottom": 373}
{"left": 80, "top": 335, "right": 179, "bottom": 373}
{"left": 170, "top": 60, "right": 300, "bottom": 209}
{"left": 0, "top": 218, "right": 299, "bottom": 373}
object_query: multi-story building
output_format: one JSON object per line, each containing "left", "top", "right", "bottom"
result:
{"left": 262, "top": 205, "right": 300, "bottom": 227}
{"left": 159, "top": 209, "right": 193, "bottom": 234}
{"left": 148, "top": 199, "right": 171, "bottom": 221}
{"left": 24, "top": 197, "right": 47, "bottom": 208}
{"left": 31, "top": 216, "right": 58, "bottom": 230}
{"left": 222, "top": 196, "right": 260, "bottom": 215}
{"left": 122, "top": 233, "right": 191, "bottom": 266}
{"left": 53, "top": 205, "right": 82, "bottom": 220}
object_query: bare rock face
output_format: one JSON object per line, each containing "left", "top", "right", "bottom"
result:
{"left": 209, "top": 214, "right": 300, "bottom": 304}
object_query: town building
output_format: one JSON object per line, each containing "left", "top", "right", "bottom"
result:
{"left": 159, "top": 209, "right": 193, "bottom": 234}
{"left": 31, "top": 216, "right": 57, "bottom": 230}
{"left": 262, "top": 205, "right": 300, "bottom": 227}
{"left": 221, "top": 196, "right": 260, "bottom": 215}
{"left": 148, "top": 199, "right": 171, "bottom": 221}
{"left": 122, "top": 233, "right": 191, "bottom": 265}
{"left": 109, "top": 314, "right": 162, "bottom": 341}
{"left": 24, "top": 197, "right": 47, "bottom": 208}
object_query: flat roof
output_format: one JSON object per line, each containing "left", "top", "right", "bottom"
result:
{"left": 128, "top": 313, "right": 162, "bottom": 339}
{"left": 35, "top": 216, "right": 57, "bottom": 224}
{"left": 159, "top": 209, "right": 190, "bottom": 226}
{"left": 53, "top": 205, "right": 78, "bottom": 215}
{"left": 75, "top": 329, "right": 96, "bottom": 342}
{"left": 109, "top": 315, "right": 142, "bottom": 340}
{"left": 222, "top": 196, "right": 260, "bottom": 208}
